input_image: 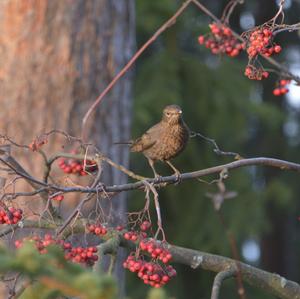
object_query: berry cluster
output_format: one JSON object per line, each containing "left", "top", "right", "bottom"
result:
{"left": 246, "top": 26, "right": 281, "bottom": 59}
{"left": 123, "top": 220, "right": 152, "bottom": 241}
{"left": 64, "top": 245, "right": 98, "bottom": 266}
{"left": 58, "top": 157, "right": 97, "bottom": 176}
{"left": 0, "top": 207, "right": 23, "bottom": 225}
{"left": 15, "top": 234, "right": 98, "bottom": 266}
{"left": 244, "top": 65, "right": 269, "bottom": 80}
{"left": 123, "top": 255, "right": 176, "bottom": 288}
{"left": 198, "top": 22, "right": 244, "bottom": 57}
{"left": 140, "top": 220, "right": 151, "bottom": 232}
{"left": 29, "top": 135, "right": 48, "bottom": 152}
{"left": 87, "top": 223, "right": 108, "bottom": 236}
{"left": 124, "top": 231, "right": 139, "bottom": 241}
{"left": 140, "top": 240, "right": 172, "bottom": 264}
{"left": 273, "top": 79, "right": 290, "bottom": 96}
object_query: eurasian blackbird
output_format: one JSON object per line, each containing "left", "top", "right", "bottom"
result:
{"left": 130, "top": 105, "right": 189, "bottom": 178}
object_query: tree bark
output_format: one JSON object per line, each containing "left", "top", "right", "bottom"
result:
{"left": 0, "top": 0, "right": 135, "bottom": 296}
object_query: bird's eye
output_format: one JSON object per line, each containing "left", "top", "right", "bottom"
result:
{"left": 166, "top": 112, "right": 170, "bottom": 116}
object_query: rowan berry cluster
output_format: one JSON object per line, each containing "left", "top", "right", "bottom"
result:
{"left": 246, "top": 26, "right": 282, "bottom": 59}
{"left": 123, "top": 255, "right": 176, "bottom": 288}
{"left": 140, "top": 240, "right": 172, "bottom": 264}
{"left": 120, "top": 218, "right": 176, "bottom": 287}
{"left": 15, "top": 234, "right": 98, "bottom": 266}
{"left": 58, "top": 156, "right": 97, "bottom": 176}
{"left": 64, "top": 245, "right": 98, "bottom": 266}
{"left": 123, "top": 220, "right": 152, "bottom": 241}
{"left": 29, "top": 136, "right": 48, "bottom": 151}
{"left": 0, "top": 207, "right": 23, "bottom": 225}
{"left": 140, "top": 220, "right": 151, "bottom": 231}
{"left": 87, "top": 223, "right": 108, "bottom": 236}
{"left": 198, "top": 22, "right": 244, "bottom": 57}
{"left": 273, "top": 79, "right": 290, "bottom": 96}
{"left": 123, "top": 231, "right": 140, "bottom": 241}
{"left": 244, "top": 65, "right": 269, "bottom": 80}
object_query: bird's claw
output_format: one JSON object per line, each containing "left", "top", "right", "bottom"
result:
{"left": 174, "top": 171, "right": 182, "bottom": 185}
{"left": 154, "top": 174, "right": 163, "bottom": 184}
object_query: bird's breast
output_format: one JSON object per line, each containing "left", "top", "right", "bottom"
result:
{"left": 144, "top": 123, "right": 189, "bottom": 161}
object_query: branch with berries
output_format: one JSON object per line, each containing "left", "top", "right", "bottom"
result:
{"left": 1, "top": 133, "right": 300, "bottom": 297}
{"left": 1, "top": 217, "right": 299, "bottom": 299}
{"left": 82, "top": 0, "right": 300, "bottom": 136}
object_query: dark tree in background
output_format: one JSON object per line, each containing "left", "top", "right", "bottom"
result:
{"left": 0, "top": 0, "right": 135, "bottom": 296}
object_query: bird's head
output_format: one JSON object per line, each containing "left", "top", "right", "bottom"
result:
{"left": 162, "top": 105, "right": 183, "bottom": 125}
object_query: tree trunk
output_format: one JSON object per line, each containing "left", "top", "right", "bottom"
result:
{"left": 0, "top": 0, "right": 135, "bottom": 296}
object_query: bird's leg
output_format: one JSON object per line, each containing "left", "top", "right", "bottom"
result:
{"left": 165, "top": 160, "right": 182, "bottom": 183}
{"left": 147, "top": 158, "right": 162, "bottom": 182}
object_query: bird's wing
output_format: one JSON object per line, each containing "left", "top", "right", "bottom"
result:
{"left": 130, "top": 123, "right": 161, "bottom": 152}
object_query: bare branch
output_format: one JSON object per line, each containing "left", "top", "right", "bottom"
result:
{"left": 211, "top": 269, "right": 236, "bottom": 299}
{"left": 54, "top": 157, "right": 299, "bottom": 194}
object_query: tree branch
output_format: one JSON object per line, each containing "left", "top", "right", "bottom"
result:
{"left": 1, "top": 218, "right": 299, "bottom": 299}
{"left": 49, "top": 157, "right": 300, "bottom": 194}
{"left": 4, "top": 155, "right": 300, "bottom": 196}
{"left": 165, "top": 244, "right": 300, "bottom": 299}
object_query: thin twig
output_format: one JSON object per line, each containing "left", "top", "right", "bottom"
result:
{"left": 142, "top": 181, "right": 165, "bottom": 241}
{"left": 190, "top": 131, "right": 240, "bottom": 158}
{"left": 81, "top": 0, "right": 193, "bottom": 139}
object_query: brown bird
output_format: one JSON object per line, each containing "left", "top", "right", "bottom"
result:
{"left": 130, "top": 104, "right": 190, "bottom": 178}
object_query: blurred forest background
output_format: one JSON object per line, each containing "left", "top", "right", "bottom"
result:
{"left": 128, "top": 0, "right": 300, "bottom": 298}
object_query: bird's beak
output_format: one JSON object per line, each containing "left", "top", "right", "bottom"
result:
{"left": 178, "top": 110, "right": 182, "bottom": 114}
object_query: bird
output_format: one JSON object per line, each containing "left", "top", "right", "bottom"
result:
{"left": 127, "top": 104, "right": 190, "bottom": 178}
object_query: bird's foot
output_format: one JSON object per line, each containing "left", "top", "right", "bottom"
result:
{"left": 174, "top": 171, "right": 182, "bottom": 185}
{"left": 153, "top": 174, "right": 163, "bottom": 184}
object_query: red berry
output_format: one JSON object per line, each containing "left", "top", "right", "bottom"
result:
{"left": 75, "top": 164, "right": 83, "bottom": 172}
{"left": 273, "top": 88, "right": 281, "bottom": 96}
{"left": 262, "top": 71, "right": 269, "bottom": 79}
{"left": 280, "top": 87, "right": 289, "bottom": 94}
{"left": 162, "top": 275, "right": 170, "bottom": 283}
{"left": 131, "top": 234, "right": 138, "bottom": 241}
{"left": 94, "top": 227, "right": 102, "bottom": 235}
{"left": 223, "top": 27, "right": 232, "bottom": 36}
{"left": 263, "top": 28, "right": 272, "bottom": 36}
{"left": 230, "top": 48, "right": 239, "bottom": 57}
{"left": 198, "top": 35, "right": 205, "bottom": 45}
{"left": 280, "top": 79, "right": 288, "bottom": 86}
{"left": 274, "top": 45, "right": 282, "bottom": 53}
{"left": 124, "top": 232, "right": 130, "bottom": 240}
{"left": 64, "top": 166, "right": 72, "bottom": 173}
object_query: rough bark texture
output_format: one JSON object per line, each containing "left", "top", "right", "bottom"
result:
{"left": 0, "top": 0, "right": 135, "bottom": 296}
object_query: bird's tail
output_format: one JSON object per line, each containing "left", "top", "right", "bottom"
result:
{"left": 113, "top": 141, "right": 133, "bottom": 145}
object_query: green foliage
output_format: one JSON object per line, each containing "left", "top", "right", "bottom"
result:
{"left": 0, "top": 242, "right": 116, "bottom": 299}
